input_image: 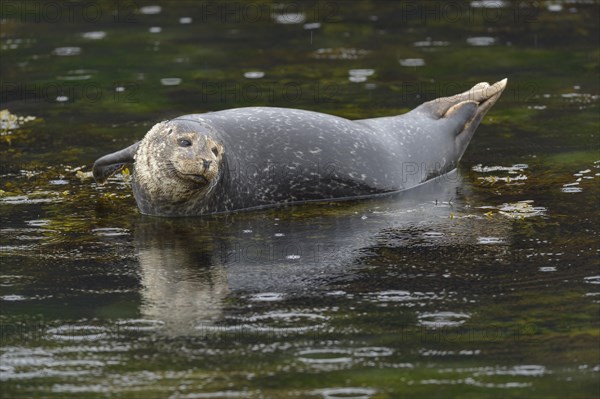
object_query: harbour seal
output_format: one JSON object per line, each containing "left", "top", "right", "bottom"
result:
{"left": 93, "top": 79, "right": 507, "bottom": 217}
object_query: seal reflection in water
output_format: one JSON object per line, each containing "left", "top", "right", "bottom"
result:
{"left": 93, "top": 79, "right": 507, "bottom": 216}
{"left": 133, "top": 173, "right": 515, "bottom": 335}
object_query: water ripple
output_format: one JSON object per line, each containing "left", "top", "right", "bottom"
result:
{"left": 1, "top": 194, "right": 60, "bottom": 205}
{"left": 399, "top": 58, "right": 425, "bottom": 67}
{"left": 243, "top": 71, "right": 265, "bottom": 79}
{"left": 313, "top": 387, "right": 376, "bottom": 399}
{"left": 312, "top": 48, "right": 370, "bottom": 60}
{"left": 0, "top": 347, "right": 107, "bottom": 381}
{"left": 172, "top": 391, "right": 250, "bottom": 398}
{"left": 47, "top": 325, "right": 111, "bottom": 342}
{"left": 140, "top": 5, "right": 162, "bottom": 14}
{"left": 353, "top": 347, "right": 394, "bottom": 357}
{"left": 584, "top": 276, "right": 600, "bottom": 285}
{"left": 1, "top": 295, "right": 28, "bottom": 301}
{"left": 52, "top": 384, "right": 110, "bottom": 393}
{"left": 244, "top": 311, "right": 327, "bottom": 332}
{"left": 52, "top": 47, "right": 81, "bottom": 56}
{"left": 115, "top": 319, "right": 165, "bottom": 332}
{"left": 200, "top": 311, "right": 328, "bottom": 334}
{"left": 466, "top": 37, "right": 495, "bottom": 46}
{"left": 471, "top": 0, "right": 507, "bottom": 8}
{"left": 414, "top": 39, "right": 449, "bottom": 47}
{"left": 297, "top": 348, "right": 353, "bottom": 364}
{"left": 304, "top": 22, "right": 321, "bottom": 30}
{"left": 273, "top": 12, "right": 306, "bottom": 24}
{"left": 249, "top": 292, "right": 284, "bottom": 302}
{"left": 417, "top": 311, "right": 471, "bottom": 328}
{"left": 92, "top": 228, "right": 129, "bottom": 237}
{"left": 160, "top": 77, "right": 182, "bottom": 86}
{"left": 82, "top": 31, "right": 106, "bottom": 40}
{"left": 420, "top": 377, "right": 530, "bottom": 388}
{"left": 423, "top": 231, "right": 444, "bottom": 238}
{"left": 370, "top": 290, "right": 442, "bottom": 307}
{"left": 26, "top": 219, "right": 50, "bottom": 227}
{"left": 477, "top": 237, "right": 505, "bottom": 245}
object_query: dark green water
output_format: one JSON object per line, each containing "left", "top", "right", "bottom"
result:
{"left": 1, "top": 1, "right": 599, "bottom": 398}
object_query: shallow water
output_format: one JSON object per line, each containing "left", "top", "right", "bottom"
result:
{"left": 1, "top": 1, "right": 599, "bottom": 398}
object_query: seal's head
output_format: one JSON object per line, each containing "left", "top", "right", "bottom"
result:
{"left": 133, "top": 120, "right": 225, "bottom": 214}
{"left": 92, "top": 119, "right": 225, "bottom": 216}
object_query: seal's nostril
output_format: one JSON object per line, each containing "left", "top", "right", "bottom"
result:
{"left": 203, "top": 159, "right": 212, "bottom": 170}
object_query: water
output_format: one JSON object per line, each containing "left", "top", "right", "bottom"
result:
{"left": 1, "top": 1, "right": 599, "bottom": 398}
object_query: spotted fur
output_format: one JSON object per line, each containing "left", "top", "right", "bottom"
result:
{"left": 93, "top": 80, "right": 507, "bottom": 217}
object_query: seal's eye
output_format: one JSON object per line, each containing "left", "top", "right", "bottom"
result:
{"left": 178, "top": 138, "right": 192, "bottom": 147}
{"left": 211, "top": 146, "right": 219, "bottom": 157}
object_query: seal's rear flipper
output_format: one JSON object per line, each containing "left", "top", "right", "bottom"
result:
{"left": 453, "top": 79, "right": 507, "bottom": 160}
{"left": 92, "top": 142, "right": 140, "bottom": 184}
{"left": 438, "top": 100, "right": 478, "bottom": 136}
{"left": 419, "top": 79, "right": 508, "bottom": 119}
{"left": 419, "top": 79, "right": 507, "bottom": 161}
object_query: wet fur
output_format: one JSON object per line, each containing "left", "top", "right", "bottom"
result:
{"left": 93, "top": 80, "right": 507, "bottom": 217}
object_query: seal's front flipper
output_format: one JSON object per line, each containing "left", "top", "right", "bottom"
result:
{"left": 92, "top": 142, "right": 140, "bottom": 184}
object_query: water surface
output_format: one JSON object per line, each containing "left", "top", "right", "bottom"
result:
{"left": 1, "top": 1, "right": 598, "bottom": 398}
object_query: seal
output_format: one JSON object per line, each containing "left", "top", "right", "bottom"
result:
{"left": 93, "top": 79, "right": 507, "bottom": 216}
